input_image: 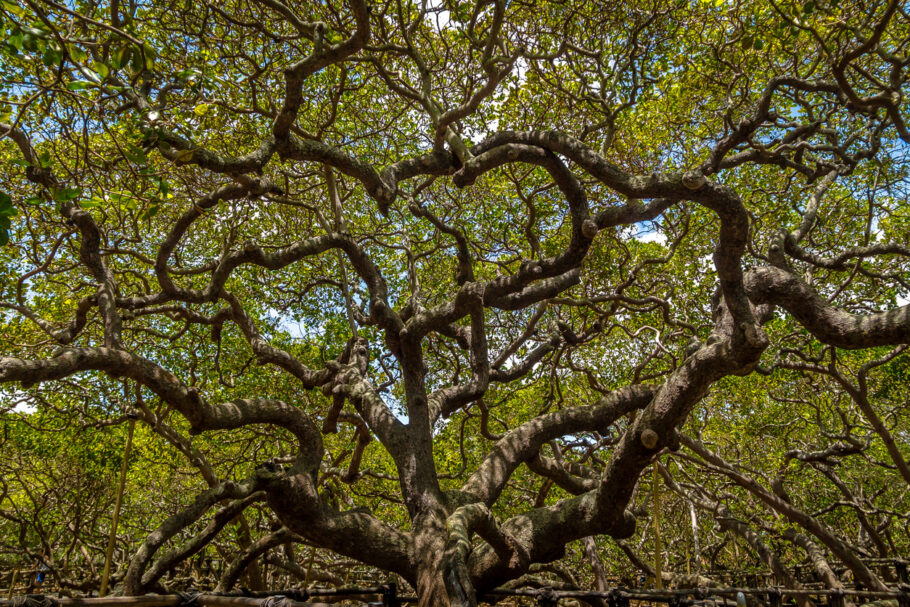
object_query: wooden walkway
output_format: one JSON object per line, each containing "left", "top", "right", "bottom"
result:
{"left": 1, "top": 584, "right": 910, "bottom": 607}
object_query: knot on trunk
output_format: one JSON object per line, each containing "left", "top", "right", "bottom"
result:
{"left": 681, "top": 170, "right": 706, "bottom": 190}
{"left": 581, "top": 218, "right": 599, "bottom": 239}
{"left": 641, "top": 428, "right": 659, "bottom": 449}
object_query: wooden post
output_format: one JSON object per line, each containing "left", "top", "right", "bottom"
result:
{"left": 689, "top": 501, "right": 700, "bottom": 573}
{"left": 7, "top": 568, "right": 18, "bottom": 600}
{"left": 100, "top": 418, "right": 135, "bottom": 596}
{"left": 652, "top": 463, "right": 663, "bottom": 590}
{"left": 304, "top": 546, "right": 316, "bottom": 588}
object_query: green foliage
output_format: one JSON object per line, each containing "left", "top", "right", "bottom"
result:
{"left": 0, "top": 0, "right": 908, "bottom": 595}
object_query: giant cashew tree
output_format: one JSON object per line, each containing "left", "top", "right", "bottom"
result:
{"left": 1, "top": 0, "right": 909, "bottom": 605}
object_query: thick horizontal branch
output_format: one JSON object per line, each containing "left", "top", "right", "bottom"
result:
{"left": 0, "top": 348, "right": 325, "bottom": 472}
{"left": 745, "top": 266, "right": 910, "bottom": 348}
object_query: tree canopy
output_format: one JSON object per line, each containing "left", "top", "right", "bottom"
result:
{"left": 1, "top": 0, "right": 909, "bottom": 605}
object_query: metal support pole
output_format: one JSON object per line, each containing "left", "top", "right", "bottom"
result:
{"left": 829, "top": 589, "right": 845, "bottom": 607}
{"left": 607, "top": 589, "right": 631, "bottom": 607}
{"left": 100, "top": 418, "right": 135, "bottom": 596}
{"left": 536, "top": 588, "right": 559, "bottom": 607}
{"left": 767, "top": 587, "right": 782, "bottom": 607}
{"left": 381, "top": 583, "right": 400, "bottom": 607}
{"left": 896, "top": 561, "right": 909, "bottom": 584}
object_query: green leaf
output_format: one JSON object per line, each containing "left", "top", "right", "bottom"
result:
{"left": 125, "top": 146, "right": 148, "bottom": 165}
{"left": 66, "top": 81, "right": 93, "bottom": 91}
{"left": 175, "top": 68, "right": 200, "bottom": 80}
{"left": 130, "top": 45, "right": 145, "bottom": 72}
{"left": 8, "top": 30, "right": 23, "bottom": 52}
{"left": 0, "top": 192, "right": 14, "bottom": 220}
{"left": 20, "top": 25, "right": 48, "bottom": 38}
{"left": 67, "top": 44, "right": 88, "bottom": 63}
{"left": 142, "top": 42, "right": 158, "bottom": 61}
{"left": 175, "top": 149, "right": 194, "bottom": 162}
{"left": 1, "top": 0, "right": 26, "bottom": 16}
{"left": 140, "top": 201, "right": 160, "bottom": 221}
{"left": 54, "top": 187, "right": 82, "bottom": 202}
{"left": 42, "top": 47, "right": 64, "bottom": 68}
{"left": 94, "top": 61, "right": 110, "bottom": 79}
{"left": 109, "top": 192, "right": 139, "bottom": 211}
{"left": 111, "top": 45, "right": 131, "bottom": 70}
{"left": 82, "top": 69, "right": 102, "bottom": 84}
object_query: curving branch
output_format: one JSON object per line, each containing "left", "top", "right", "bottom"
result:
{"left": 745, "top": 266, "right": 910, "bottom": 348}
{"left": 123, "top": 479, "right": 262, "bottom": 594}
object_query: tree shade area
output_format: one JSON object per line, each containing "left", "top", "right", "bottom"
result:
{"left": 1, "top": 0, "right": 909, "bottom": 605}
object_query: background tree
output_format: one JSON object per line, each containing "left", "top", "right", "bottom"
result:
{"left": 1, "top": 0, "right": 909, "bottom": 605}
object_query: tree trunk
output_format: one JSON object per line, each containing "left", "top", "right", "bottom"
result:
{"left": 416, "top": 521, "right": 464, "bottom": 607}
